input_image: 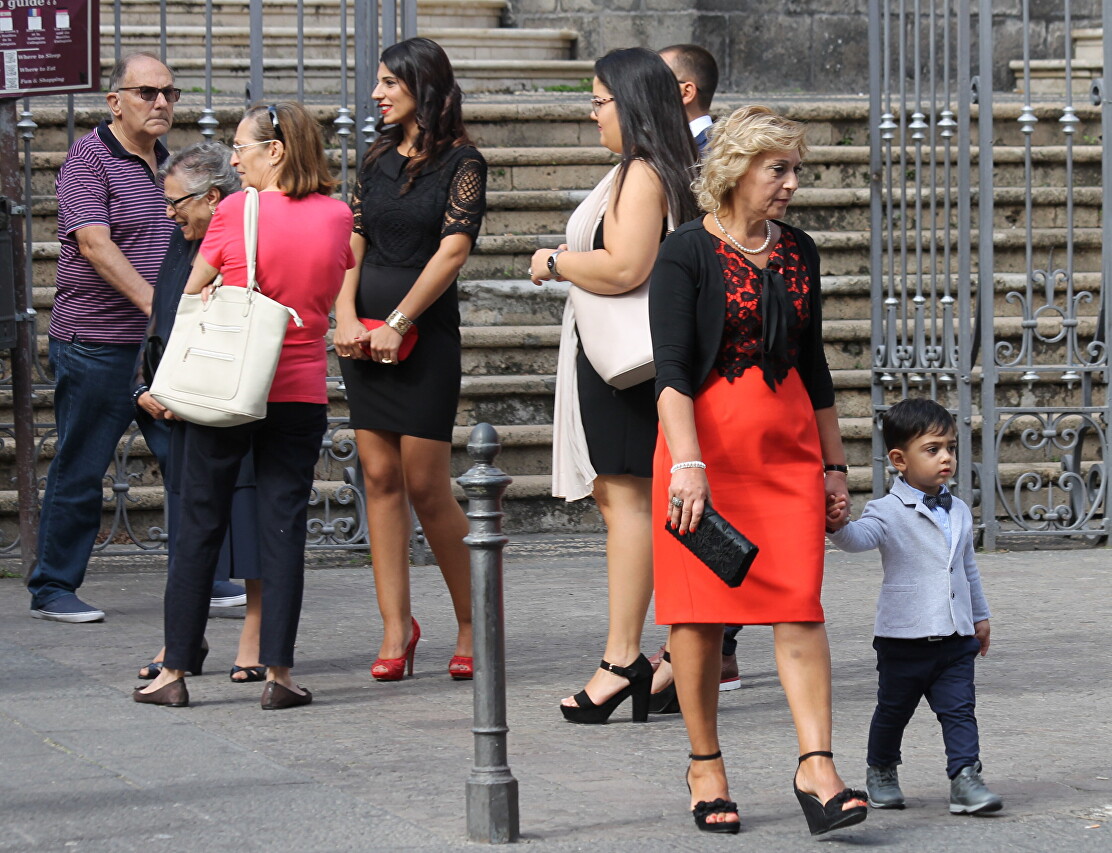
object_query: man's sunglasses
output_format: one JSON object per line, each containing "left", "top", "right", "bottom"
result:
{"left": 117, "top": 86, "right": 182, "bottom": 103}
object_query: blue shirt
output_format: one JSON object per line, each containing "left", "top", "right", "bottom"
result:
{"left": 902, "top": 479, "right": 952, "bottom": 549}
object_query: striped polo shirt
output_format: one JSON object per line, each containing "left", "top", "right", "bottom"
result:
{"left": 50, "top": 120, "right": 176, "bottom": 345}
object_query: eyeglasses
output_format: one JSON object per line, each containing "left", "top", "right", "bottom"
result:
{"left": 117, "top": 86, "right": 182, "bottom": 103}
{"left": 267, "top": 104, "right": 285, "bottom": 142}
{"left": 589, "top": 96, "right": 615, "bottom": 111}
{"left": 231, "top": 139, "right": 274, "bottom": 153}
{"left": 163, "top": 191, "right": 202, "bottom": 212}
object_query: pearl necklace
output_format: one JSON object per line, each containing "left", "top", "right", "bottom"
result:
{"left": 713, "top": 208, "right": 772, "bottom": 255}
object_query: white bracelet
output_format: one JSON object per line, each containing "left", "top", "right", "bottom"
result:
{"left": 670, "top": 461, "right": 707, "bottom": 473}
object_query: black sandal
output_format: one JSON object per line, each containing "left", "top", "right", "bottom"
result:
{"left": 648, "top": 651, "right": 680, "bottom": 714}
{"left": 687, "top": 751, "right": 741, "bottom": 834}
{"left": 559, "top": 655, "right": 653, "bottom": 724}
{"left": 793, "top": 751, "right": 868, "bottom": 836}
{"left": 230, "top": 665, "right": 267, "bottom": 683}
{"left": 137, "top": 660, "right": 163, "bottom": 680}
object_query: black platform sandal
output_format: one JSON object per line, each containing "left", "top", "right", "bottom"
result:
{"left": 793, "top": 751, "right": 868, "bottom": 836}
{"left": 559, "top": 655, "right": 653, "bottom": 724}
{"left": 648, "top": 651, "right": 680, "bottom": 714}
{"left": 686, "top": 751, "right": 740, "bottom": 834}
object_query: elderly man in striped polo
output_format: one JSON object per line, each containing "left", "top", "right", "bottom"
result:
{"left": 28, "top": 53, "right": 182, "bottom": 622}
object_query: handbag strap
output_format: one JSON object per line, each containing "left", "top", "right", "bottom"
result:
{"left": 243, "top": 186, "right": 259, "bottom": 295}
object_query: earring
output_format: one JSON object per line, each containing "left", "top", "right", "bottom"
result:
{"left": 209, "top": 205, "right": 216, "bottom": 214}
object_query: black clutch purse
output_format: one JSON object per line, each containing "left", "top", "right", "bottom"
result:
{"left": 665, "top": 505, "right": 758, "bottom": 588}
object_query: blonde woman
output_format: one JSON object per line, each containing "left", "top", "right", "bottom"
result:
{"left": 648, "top": 106, "right": 866, "bottom": 834}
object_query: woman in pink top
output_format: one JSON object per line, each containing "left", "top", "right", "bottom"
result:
{"left": 135, "top": 101, "right": 355, "bottom": 710}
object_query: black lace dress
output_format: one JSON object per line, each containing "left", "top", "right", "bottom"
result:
{"left": 340, "top": 145, "right": 487, "bottom": 441}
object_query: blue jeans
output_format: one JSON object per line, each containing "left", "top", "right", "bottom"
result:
{"left": 867, "top": 634, "right": 982, "bottom": 778}
{"left": 28, "top": 337, "right": 169, "bottom": 609}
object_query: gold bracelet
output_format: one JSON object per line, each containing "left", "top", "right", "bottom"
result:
{"left": 385, "top": 309, "right": 414, "bottom": 336}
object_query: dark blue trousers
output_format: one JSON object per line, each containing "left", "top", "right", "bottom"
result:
{"left": 163, "top": 402, "right": 325, "bottom": 671}
{"left": 868, "top": 633, "right": 982, "bottom": 778}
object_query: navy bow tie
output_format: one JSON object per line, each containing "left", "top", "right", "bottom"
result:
{"left": 922, "top": 492, "right": 952, "bottom": 511}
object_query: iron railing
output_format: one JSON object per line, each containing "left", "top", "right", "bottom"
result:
{"left": 1, "top": 0, "right": 418, "bottom": 558}
{"left": 868, "top": 0, "right": 1110, "bottom": 547}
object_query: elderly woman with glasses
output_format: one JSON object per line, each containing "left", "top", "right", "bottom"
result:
{"left": 135, "top": 102, "right": 355, "bottom": 710}
{"left": 131, "top": 141, "right": 266, "bottom": 685}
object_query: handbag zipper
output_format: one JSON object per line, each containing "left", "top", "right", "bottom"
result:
{"left": 199, "top": 322, "right": 242, "bottom": 333}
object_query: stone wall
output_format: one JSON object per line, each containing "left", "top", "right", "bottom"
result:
{"left": 504, "top": 0, "right": 1103, "bottom": 94}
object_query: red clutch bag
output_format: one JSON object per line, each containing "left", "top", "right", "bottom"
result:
{"left": 358, "top": 317, "right": 418, "bottom": 361}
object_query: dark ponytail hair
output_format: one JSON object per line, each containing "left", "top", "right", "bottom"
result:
{"left": 594, "top": 47, "right": 700, "bottom": 224}
{"left": 361, "top": 37, "right": 472, "bottom": 192}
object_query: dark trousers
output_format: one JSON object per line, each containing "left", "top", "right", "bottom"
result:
{"left": 722, "top": 626, "right": 741, "bottom": 656}
{"left": 163, "top": 403, "right": 326, "bottom": 671}
{"left": 29, "top": 338, "right": 169, "bottom": 608}
{"left": 868, "top": 634, "right": 982, "bottom": 778}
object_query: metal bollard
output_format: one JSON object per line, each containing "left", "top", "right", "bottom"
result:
{"left": 457, "top": 423, "right": 520, "bottom": 843}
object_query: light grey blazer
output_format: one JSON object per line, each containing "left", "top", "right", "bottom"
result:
{"left": 827, "top": 477, "right": 990, "bottom": 639}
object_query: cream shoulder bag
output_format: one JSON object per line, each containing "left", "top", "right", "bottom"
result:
{"left": 150, "top": 188, "right": 303, "bottom": 427}
{"left": 566, "top": 165, "right": 674, "bottom": 390}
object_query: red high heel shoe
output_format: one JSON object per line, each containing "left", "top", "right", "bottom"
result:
{"left": 448, "top": 655, "right": 474, "bottom": 680}
{"left": 371, "top": 617, "right": 420, "bottom": 681}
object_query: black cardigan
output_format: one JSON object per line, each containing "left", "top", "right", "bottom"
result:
{"left": 649, "top": 218, "right": 835, "bottom": 409}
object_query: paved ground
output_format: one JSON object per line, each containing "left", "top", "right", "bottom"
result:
{"left": 1, "top": 535, "right": 1110, "bottom": 852}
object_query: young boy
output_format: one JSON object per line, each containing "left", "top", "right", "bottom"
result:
{"left": 827, "top": 398, "right": 1003, "bottom": 815}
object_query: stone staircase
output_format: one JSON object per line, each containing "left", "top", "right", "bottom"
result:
{"left": 98, "top": 0, "right": 594, "bottom": 93}
{"left": 1010, "top": 27, "right": 1104, "bottom": 96}
{"left": 9, "top": 91, "right": 1107, "bottom": 546}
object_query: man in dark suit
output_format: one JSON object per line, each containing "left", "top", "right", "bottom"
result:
{"left": 659, "top": 44, "right": 719, "bottom": 155}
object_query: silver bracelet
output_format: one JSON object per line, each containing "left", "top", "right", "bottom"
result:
{"left": 670, "top": 460, "right": 707, "bottom": 474}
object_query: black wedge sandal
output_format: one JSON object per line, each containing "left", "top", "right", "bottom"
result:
{"left": 559, "top": 655, "right": 653, "bottom": 724}
{"left": 648, "top": 651, "right": 680, "bottom": 714}
{"left": 686, "top": 751, "right": 741, "bottom": 834}
{"left": 793, "top": 751, "right": 868, "bottom": 836}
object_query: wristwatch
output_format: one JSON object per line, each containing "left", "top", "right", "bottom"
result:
{"left": 546, "top": 249, "right": 566, "bottom": 278}
{"left": 824, "top": 464, "right": 849, "bottom": 474}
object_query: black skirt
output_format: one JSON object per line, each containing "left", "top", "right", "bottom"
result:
{"left": 576, "top": 345, "right": 657, "bottom": 478}
{"left": 340, "top": 262, "right": 461, "bottom": 442}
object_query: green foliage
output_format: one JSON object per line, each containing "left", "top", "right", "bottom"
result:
{"left": 540, "top": 79, "right": 593, "bottom": 93}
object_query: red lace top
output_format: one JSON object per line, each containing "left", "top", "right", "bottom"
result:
{"left": 714, "top": 228, "right": 813, "bottom": 387}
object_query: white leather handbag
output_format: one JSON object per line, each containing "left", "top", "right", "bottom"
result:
{"left": 150, "top": 187, "right": 303, "bottom": 427}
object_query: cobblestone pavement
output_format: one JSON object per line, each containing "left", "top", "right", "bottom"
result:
{"left": 1, "top": 535, "right": 1109, "bottom": 852}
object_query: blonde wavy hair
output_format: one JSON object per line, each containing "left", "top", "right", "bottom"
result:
{"left": 694, "top": 105, "right": 808, "bottom": 212}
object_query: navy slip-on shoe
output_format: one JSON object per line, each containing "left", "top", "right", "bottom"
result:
{"left": 209, "top": 581, "right": 247, "bottom": 608}
{"left": 31, "top": 593, "right": 105, "bottom": 623}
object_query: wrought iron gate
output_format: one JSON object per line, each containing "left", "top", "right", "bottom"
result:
{"left": 2, "top": 0, "right": 418, "bottom": 561}
{"left": 868, "top": 0, "right": 1111, "bottom": 548}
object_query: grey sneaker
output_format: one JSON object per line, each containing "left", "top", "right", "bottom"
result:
{"left": 949, "top": 762, "right": 1003, "bottom": 814}
{"left": 866, "top": 764, "right": 906, "bottom": 809}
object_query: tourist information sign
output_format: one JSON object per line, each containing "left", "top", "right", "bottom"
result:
{"left": 0, "top": 0, "right": 98, "bottom": 97}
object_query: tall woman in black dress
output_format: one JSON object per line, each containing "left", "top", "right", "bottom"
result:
{"left": 333, "top": 38, "right": 486, "bottom": 681}
{"left": 529, "top": 48, "right": 699, "bottom": 722}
